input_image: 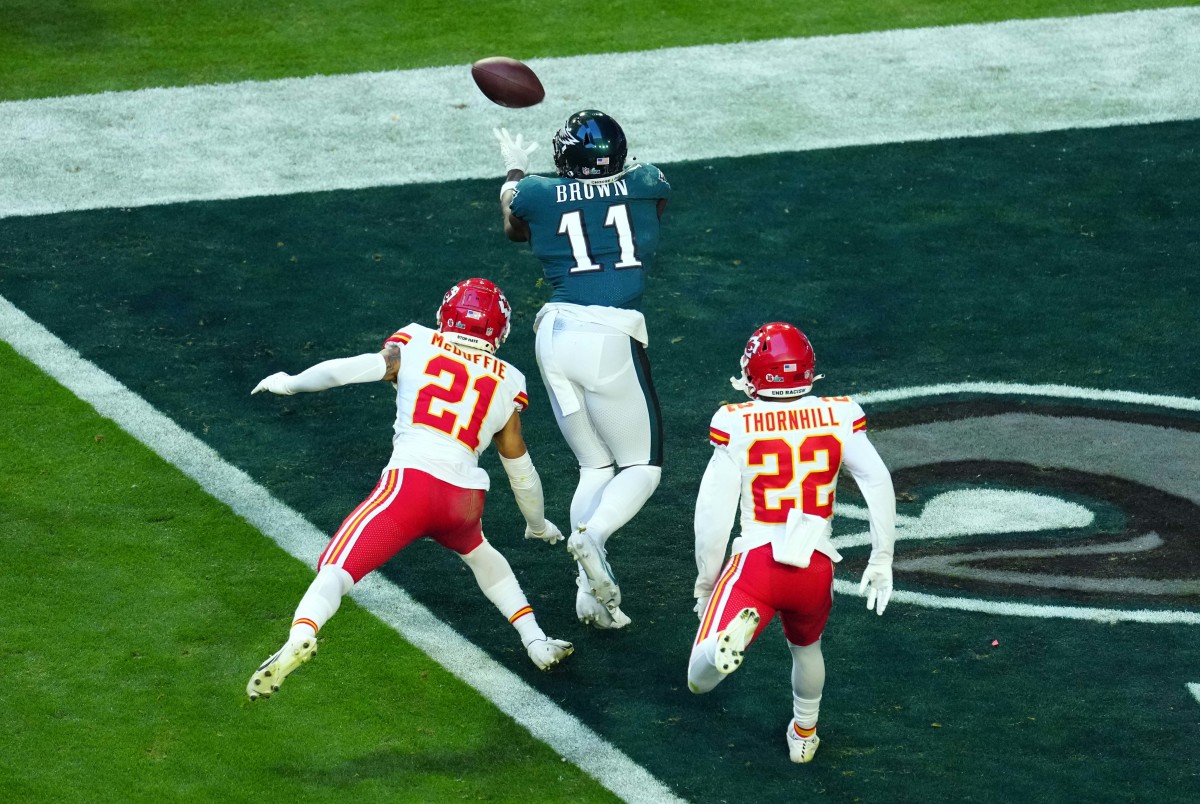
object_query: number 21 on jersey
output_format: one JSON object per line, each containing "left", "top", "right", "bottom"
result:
{"left": 748, "top": 434, "right": 843, "bottom": 522}
{"left": 558, "top": 204, "right": 641, "bottom": 273}
{"left": 411, "top": 355, "right": 498, "bottom": 450}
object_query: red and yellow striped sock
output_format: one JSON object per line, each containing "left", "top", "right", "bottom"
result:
{"left": 793, "top": 722, "right": 817, "bottom": 739}
{"left": 508, "top": 606, "right": 533, "bottom": 624}
{"left": 290, "top": 617, "right": 319, "bottom": 641}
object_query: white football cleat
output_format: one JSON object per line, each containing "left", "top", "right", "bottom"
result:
{"left": 567, "top": 528, "right": 622, "bottom": 614}
{"left": 786, "top": 720, "right": 821, "bottom": 764}
{"left": 714, "top": 607, "right": 760, "bottom": 675}
{"left": 246, "top": 636, "right": 318, "bottom": 700}
{"left": 526, "top": 637, "right": 574, "bottom": 671}
{"left": 575, "top": 573, "right": 631, "bottom": 629}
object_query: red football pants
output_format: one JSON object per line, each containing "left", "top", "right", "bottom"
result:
{"left": 695, "top": 542, "right": 834, "bottom": 648}
{"left": 317, "top": 468, "right": 485, "bottom": 582}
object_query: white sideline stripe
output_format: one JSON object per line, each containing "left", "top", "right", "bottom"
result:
{"left": 0, "top": 294, "right": 685, "bottom": 804}
{"left": 2, "top": 7, "right": 1198, "bottom": 218}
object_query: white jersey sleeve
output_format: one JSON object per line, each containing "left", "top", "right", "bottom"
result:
{"left": 382, "top": 323, "right": 528, "bottom": 490}
{"left": 693, "top": 440, "right": 741, "bottom": 598}
{"left": 842, "top": 428, "right": 897, "bottom": 562}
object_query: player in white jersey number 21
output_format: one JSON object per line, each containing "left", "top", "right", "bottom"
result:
{"left": 688, "top": 322, "right": 897, "bottom": 764}
{"left": 246, "top": 278, "right": 572, "bottom": 701}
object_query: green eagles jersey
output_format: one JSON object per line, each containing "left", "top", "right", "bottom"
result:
{"left": 509, "top": 163, "right": 670, "bottom": 310}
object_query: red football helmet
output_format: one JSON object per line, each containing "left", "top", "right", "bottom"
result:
{"left": 732, "top": 322, "right": 822, "bottom": 399}
{"left": 436, "top": 278, "right": 512, "bottom": 354}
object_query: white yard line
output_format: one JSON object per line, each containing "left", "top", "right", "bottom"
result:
{"left": 855, "top": 382, "right": 1200, "bottom": 411}
{"left": 832, "top": 581, "right": 1200, "bottom": 625}
{"left": 1, "top": 7, "right": 1198, "bottom": 218}
{"left": 0, "top": 294, "right": 687, "bottom": 804}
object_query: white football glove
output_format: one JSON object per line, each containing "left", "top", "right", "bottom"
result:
{"left": 493, "top": 127, "right": 538, "bottom": 174}
{"left": 693, "top": 594, "right": 712, "bottom": 621}
{"left": 525, "top": 519, "right": 563, "bottom": 545}
{"left": 252, "top": 372, "right": 295, "bottom": 395}
{"left": 858, "top": 558, "right": 894, "bottom": 616}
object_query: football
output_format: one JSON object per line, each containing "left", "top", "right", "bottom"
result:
{"left": 471, "top": 56, "right": 545, "bottom": 108}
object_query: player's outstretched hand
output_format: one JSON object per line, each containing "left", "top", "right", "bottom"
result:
{"left": 525, "top": 519, "right": 564, "bottom": 545}
{"left": 493, "top": 127, "right": 537, "bottom": 174}
{"left": 693, "top": 594, "right": 712, "bottom": 621}
{"left": 252, "top": 372, "right": 295, "bottom": 396}
{"left": 858, "top": 559, "right": 894, "bottom": 615}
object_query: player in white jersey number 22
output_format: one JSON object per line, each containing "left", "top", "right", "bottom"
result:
{"left": 688, "top": 322, "right": 897, "bottom": 764}
{"left": 246, "top": 278, "right": 572, "bottom": 701}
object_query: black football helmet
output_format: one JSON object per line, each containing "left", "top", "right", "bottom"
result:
{"left": 552, "top": 110, "right": 628, "bottom": 179}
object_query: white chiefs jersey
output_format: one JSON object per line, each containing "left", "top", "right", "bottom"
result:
{"left": 381, "top": 323, "right": 528, "bottom": 490}
{"left": 707, "top": 395, "right": 873, "bottom": 554}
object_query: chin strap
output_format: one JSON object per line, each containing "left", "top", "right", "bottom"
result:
{"left": 731, "top": 373, "right": 825, "bottom": 400}
{"left": 440, "top": 331, "right": 497, "bottom": 354}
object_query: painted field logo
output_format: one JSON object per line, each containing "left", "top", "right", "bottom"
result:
{"left": 829, "top": 383, "right": 1200, "bottom": 626}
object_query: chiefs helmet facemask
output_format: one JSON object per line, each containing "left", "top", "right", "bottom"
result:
{"left": 436, "top": 278, "right": 512, "bottom": 354}
{"left": 552, "top": 109, "right": 629, "bottom": 180}
{"left": 731, "top": 322, "right": 824, "bottom": 400}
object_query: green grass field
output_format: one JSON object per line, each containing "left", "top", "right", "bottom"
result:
{"left": 1, "top": 0, "right": 1187, "bottom": 100}
{"left": 0, "top": 341, "right": 619, "bottom": 802}
{"left": 2, "top": 2, "right": 1198, "bottom": 802}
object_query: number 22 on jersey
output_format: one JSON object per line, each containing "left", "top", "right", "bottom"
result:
{"left": 558, "top": 204, "right": 641, "bottom": 273}
{"left": 748, "top": 434, "right": 843, "bottom": 522}
{"left": 412, "top": 355, "right": 498, "bottom": 450}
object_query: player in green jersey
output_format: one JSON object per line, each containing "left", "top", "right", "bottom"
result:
{"left": 494, "top": 110, "right": 670, "bottom": 629}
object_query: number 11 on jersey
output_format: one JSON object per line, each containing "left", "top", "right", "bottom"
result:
{"left": 558, "top": 203, "right": 642, "bottom": 273}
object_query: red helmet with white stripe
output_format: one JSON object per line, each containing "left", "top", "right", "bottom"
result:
{"left": 732, "top": 322, "right": 822, "bottom": 399}
{"left": 436, "top": 278, "right": 512, "bottom": 354}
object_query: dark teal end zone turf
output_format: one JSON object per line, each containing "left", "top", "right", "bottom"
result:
{"left": 3, "top": 120, "right": 1198, "bottom": 802}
